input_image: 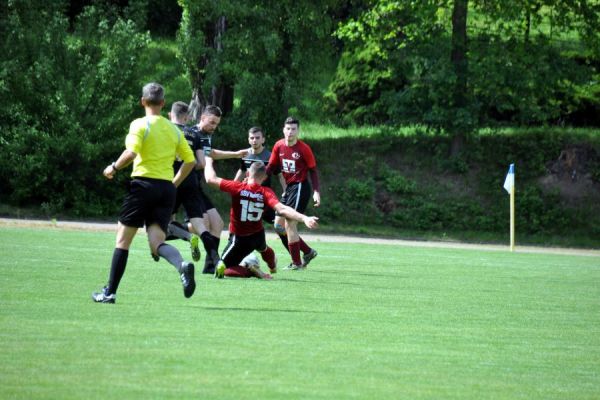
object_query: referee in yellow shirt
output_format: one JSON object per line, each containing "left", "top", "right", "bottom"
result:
{"left": 92, "top": 83, "right": 197, "bottom": 303}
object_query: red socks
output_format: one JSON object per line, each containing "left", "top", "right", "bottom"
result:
{"left": 260, "top": 246, "right": 277, "bottom": 270}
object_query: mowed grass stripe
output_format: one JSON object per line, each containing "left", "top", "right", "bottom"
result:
{"left": 0, "top": 227, "right": 598, "bottom": 399}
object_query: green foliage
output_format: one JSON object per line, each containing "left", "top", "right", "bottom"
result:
{"left": 177, "top": 0, "right": 339, "bottom": 134}
{"left": 0, "top": 1, "right": 150, "bottom": 216}
{"left": 309, "top": 127, "right": 600, "bottom": 243}
{"left": 328, "top": 1, "right": 600, "bottom": 129}
{"left": 381, "top": 170, "right": 416, "bottom": 195}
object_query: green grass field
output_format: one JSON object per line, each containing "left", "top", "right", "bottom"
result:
{"left": 1, "top": 227, "right": 599, "bottom": 399}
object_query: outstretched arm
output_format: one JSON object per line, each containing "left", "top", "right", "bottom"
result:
{"left": 233, "top": 168, "right": 245, "bottom": 182}
{"left": 195, "top": 149, "right": 206, "bottom": 170}
{"left": 210, "top": 148, "right": 248, "bottom": 160}
{"left": 273, "top": 203, "right": 319, "bottom": 229}
{"left": 203, "top": 157, "right": 222, "bottom": 188}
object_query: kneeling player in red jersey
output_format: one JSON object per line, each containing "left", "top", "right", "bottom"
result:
{"left": 203, "top": 158, "right": 319, "bottom": 279}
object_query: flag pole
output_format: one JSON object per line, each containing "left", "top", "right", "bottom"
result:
{"left": 503, "top": 163, "right": 515, "bottom": 252}
{"left": 509, "top": 184, "right": 515, "bottom": 252}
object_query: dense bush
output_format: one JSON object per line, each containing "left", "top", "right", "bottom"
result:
{"left": 0, "top": 1, "right": 150, "bottom": 216}
{"left": 307, "top": 129, "right": 600, "bottom": 242}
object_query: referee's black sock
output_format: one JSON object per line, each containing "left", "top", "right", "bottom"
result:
{"left": 157, "top": 243, "right": 185, "bottom": 272}
{"left": 107, "top": 248, "right": 128, "bottom": 295}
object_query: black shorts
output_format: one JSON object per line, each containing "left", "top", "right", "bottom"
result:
{"left": 280, "top": 181, "right": 311, "bottom": 213}
{"left": 174, "top": 183, "right": 207, "bottom": 219}
{"left": 119, "top": 177, "right": 176, "bottom": 233}
{"left": 220, "top": 230, "right": 268, "bottom": 267}
{"left": 198, "top": 185, "right": 215, "bottom": 211}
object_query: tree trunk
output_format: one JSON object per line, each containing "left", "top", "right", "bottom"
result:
{"left": 188, "top": 15, "right": 233, "bottom": 119}
{"left": 188, "top": 88, "right": 207, "bottom": 123}
{"left": 210, "top": 16, "right": 234, "bottom": 115}
{"left": 450, "top": 0, "right": 469, "bottom": 157}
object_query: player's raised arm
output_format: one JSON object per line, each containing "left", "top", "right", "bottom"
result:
{"left": 203, "top": 157, "right": 222, "bottom": 188}
{"left": 210, "top": 148, "right": 249, "bottom": 160}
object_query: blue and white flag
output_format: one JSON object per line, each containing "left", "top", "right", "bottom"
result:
{"left": 503, "top": 163, "right": 514, "bottom": 194}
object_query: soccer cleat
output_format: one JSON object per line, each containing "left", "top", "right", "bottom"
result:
{"left": 302, "top": 249, "right": 318, "bottom": 268}
{"left": 151, "top": 252, "right": 159, "bottom": 262}
{"left": 284, "top": 263, "right": 304, "bottom": 270}
{"left": 214, "top": 260, "right": 226, "bottom": 279}
{"left": 180, "top": 262, "right": 196, "bottom": 298}
{"left": 91, "top": 286, "right": 116, "bottom": 304}
{"left": 190, "top": 235, "right": 201, "bottom": 262}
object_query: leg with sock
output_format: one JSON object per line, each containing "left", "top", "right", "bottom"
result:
{"left": 287, "top": 241, "right": 303, "bottom": 269}
{"left": 107, "top": 248, "right": 128, "bottom": 294}
{"left": 157, "top": 243, "right": 196, "bottom": 298}
{"left": 259, "top": 246, "right": 277, "bottom": 273}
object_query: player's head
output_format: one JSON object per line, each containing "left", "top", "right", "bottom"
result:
{"left": 248, "top": 126, "right": 265, "bottom": 150}
{"left": 169, "top": 101, "right": 189, "bottom": 124}
{"left": 248, "top": 160, "right": 267, "bottom": 183}
{"left": 199, "top": 105, "right": 222, "bottom": 133}
{"left": 283, "top": 116, "right": 299, "bottom": 143}
{"left": 141, "top": 82, "right": 165, "bottom": 107}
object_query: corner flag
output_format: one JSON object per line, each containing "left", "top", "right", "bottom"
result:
{"left": 503, "top": 164, "right": 515, "bottom": 251}
{"left": 503, "top": 163, "right": 514, "bottom": 194}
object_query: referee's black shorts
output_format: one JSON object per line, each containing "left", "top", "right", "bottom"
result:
{"left": 220, "top": 230, "right": 268, "bottom": 268}
{"left": 280, "top": 181, "right": 312, "bottom": 213}
{"left": 119, "top": 177, "right": 175, "bottom": 234}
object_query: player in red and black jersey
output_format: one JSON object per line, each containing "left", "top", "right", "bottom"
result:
{"left": 204, "top": 158, "right": 319, "bottom": 279}
{"left": 266, "top": 117, "right": 321, "bottom": 270}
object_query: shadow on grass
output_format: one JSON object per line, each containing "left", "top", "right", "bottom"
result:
{"left": 275, "top": 275, "right": 397, "bottom": 290}
{"left": 200, "top": 306, "right": 328, "bottom": 314}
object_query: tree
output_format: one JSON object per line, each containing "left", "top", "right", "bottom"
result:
{"left": 450, "top": 0, "right": 469, "bottom": 156}
{"left": 329, "top": 0, "right": 600, "bottom": 133}
{"left": 177, "top": 1, "right": 234, "bottom": 119}
{"left": 177, "top": 1, "right": 339, "bottom": 133}
{"left": 0, "top": 0, "right": 150, "bottom": 215}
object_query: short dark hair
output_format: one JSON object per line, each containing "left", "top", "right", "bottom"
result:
{"left": 248, "top": 126, "right": 264, "bottom": 137}
{"left": 142, "top": 82, "right": 164, "bottom": 105}
{"left": 202, "top": 105, "right": 222, "bottom": 118}
{"left": 284, "top": 116, "right": 299, "bottom": 126}
{"left": 249, "top": 160, "right": 267, "bottom": 178}
{"left": 171, "top": 101, "right": 189, "bottom": 119}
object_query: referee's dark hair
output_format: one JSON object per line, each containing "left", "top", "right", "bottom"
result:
{"left": 142, "top": 82, "right": 164, "bottom": 105}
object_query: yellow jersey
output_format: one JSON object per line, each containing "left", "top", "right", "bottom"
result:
{"left": 125, "top": 115, "right": 195, "bottom": 180}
